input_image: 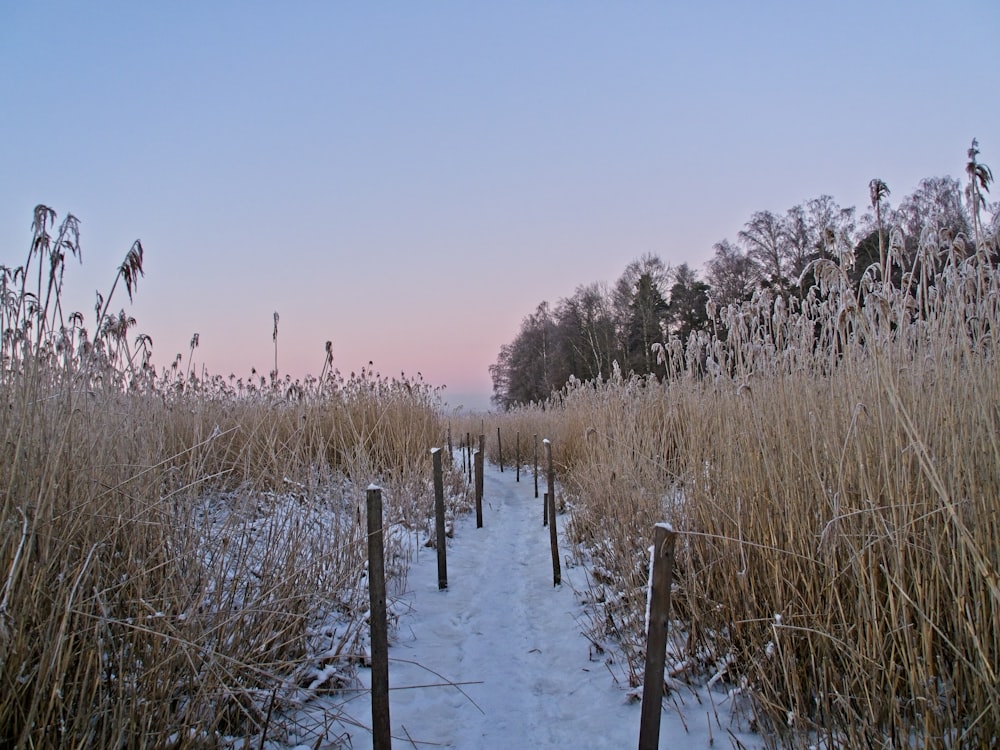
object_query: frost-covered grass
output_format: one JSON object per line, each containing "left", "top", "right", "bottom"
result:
{"left": 0, "top": 207, "right": 463, "bottom": 747}
{"left": 482, "top": 229, "right": 1000, "bottom": 747}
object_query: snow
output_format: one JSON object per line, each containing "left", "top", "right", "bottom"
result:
{"left": 279, "top": 459, "right": 759, "bottom": 749}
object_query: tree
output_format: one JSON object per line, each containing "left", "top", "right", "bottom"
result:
{"left": 851, "top": 227, "right": 907, "bottom": 291}
{"left": 489, "top": 344, "right": 513, "bottom": 409}
{"left": 625, "top": 271, "right": 669, "bottom": 376}
{"left": 783, "top": 204, "right": 814, "bottom": 281}
{"left": 805, "top": 195, "right": 856, "bottom": 261}
{"left": 489, "top": 301, "right": 559, "bottom": 409}
{"left": 667, "top": 264, "right": 710, "bottom": 342}
{"left": 895, "top": 176, "right": 970, "bottom": 261}
{"left": 705, "top": 240, "right": 759, "bottom": 308}
{"left": 788, "top": 195, "right": 858, "bottom": 293}
{"left": 554, "top": 283, "right": 616, "bottom": 383}
{"left": 612, "top": 254, "right": 670, "bottom": 359}
{"left": 738, "top": 210, "right": 789, "bottom": 292}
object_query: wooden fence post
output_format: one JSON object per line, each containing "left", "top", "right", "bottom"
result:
{"left": 497, "top": 426, "right": 504, "bottom": 473}
{"left": 544, "top": 439, "right": 561, "bottom": 586}
{"left": 466, "top": 432, "right": 472, "bottom": 483}
{"left": 474, "top": 434, "right": 485, "bottom": 528}
{"left": 516, "top": 431, "right": 521, "bottom": 482}
{"left": 638, "top": 523, "right": 677, "bottom": 750}
{"left": 366, "top": 485, "right": 392, "bottom": 749}
{"left": 431, "top": 448, "right": 448, "bottom": 590}
{"left": 533, "top": 434, "right": 539, "bottom": 499}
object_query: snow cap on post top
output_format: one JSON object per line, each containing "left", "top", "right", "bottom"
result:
{"left": 367, "top": 483, "right": 382, "bottom": 492}
{"left": 655, "top": 521, "right": 675, "bottom": 533}
{"left": 542, "top": 438, "right": 551, "bottom": 445}
{"left": 430, "top": 447, "right": 441, "bottom": 455}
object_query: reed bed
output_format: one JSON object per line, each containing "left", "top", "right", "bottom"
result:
{"left": 0, "top": 207, "right": 455, "bottom": 747}
{"left": 488, "top": 231, "right": 1000, "bottom": 747}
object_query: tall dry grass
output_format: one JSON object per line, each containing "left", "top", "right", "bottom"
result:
{"left": 489, "top": 229, "right": 1000, "bottom": 746}
{"left": 0, "top": 207, "right": 452, "bottom": 747}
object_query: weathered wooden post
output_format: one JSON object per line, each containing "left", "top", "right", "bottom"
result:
{"left": 466, "top": 431, "right": 472, "bottom": 484}
{"left": 366, "top": 485, "right": 392, "bottom": 749}
{"left": 516, "top": 431, "right": 521, "bottom": 482}
{"left": 533, "top": 433, "right": 539, "bottom": 499}
{"left": 431, "top": 448, "right": 448, "bottom": 590}
{"left": 497, "top": 426, "right": 504, "bottom": 473}
{"left": 544, "top": 439, "right": 560, "bottom": 586}
{"left": 447, "top": 424, "right": 453, "bottom": 457}
{"left": 638, "top": 523, "right": 677, "bottom": 750}
{"left": 474, "top": 434, "right": 485, "bottom": 528}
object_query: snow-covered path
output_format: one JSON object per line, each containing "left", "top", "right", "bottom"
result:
{"left": 319, "top": 459, "right": 747, "bottom": 749}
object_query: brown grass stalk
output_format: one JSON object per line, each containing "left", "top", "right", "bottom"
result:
{"left": 0, "top": 207, "right": 454, "bottom": 747}
{"left": 483, "top": 233, "right": 1000, "bottom": 746}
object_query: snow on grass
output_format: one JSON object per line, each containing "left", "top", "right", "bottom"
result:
{"left": 265, "top": 457, "right": 761, "bottom": 749}
{"left": 168, "top": 455, "right": 759, "bottom": 748}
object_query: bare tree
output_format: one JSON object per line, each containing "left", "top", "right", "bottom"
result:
{"left": 895, "top": 176, "right": 970, "bottom": 261}
{"left": 738, "top": 210, "right": 788, "bottom": 290}
{"left": 705, "top": 239, "right": 759, "bottom": 308}
{"left": 489, "top": 302, "right": 560, "bottom": 409}
{"left": 805, "top": 195, "right": 856, "bottom": 259}
{"left": 782, "top": 204, "right": 812, "bottom": 280}
{"left": 555, "top": 283, "right": 616, "bottom": 383}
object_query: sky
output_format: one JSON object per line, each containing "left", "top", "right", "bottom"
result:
{"left": 2, "top": 1, "right": 998, "bottom": 411}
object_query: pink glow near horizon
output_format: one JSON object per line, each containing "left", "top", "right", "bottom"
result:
{"left": 1, "top": 3, "right": 997, "bottom": 415}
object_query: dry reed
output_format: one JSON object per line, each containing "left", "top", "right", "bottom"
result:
{"left": 0, "top": 207, "right": 456, "bottom": 747}
{"left": 486, "top": 229, "right": 1000, "bottom": 747}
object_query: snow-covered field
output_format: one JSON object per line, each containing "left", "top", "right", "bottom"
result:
{"left": 273, "top": 458, "right": 760, "bottom": 749}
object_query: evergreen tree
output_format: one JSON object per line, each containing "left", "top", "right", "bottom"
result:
{"left": 667, "top": 264, "right": 710, "bottom": 342}
{"left": 625, "top": 272, "right": 669, "bottom": 376}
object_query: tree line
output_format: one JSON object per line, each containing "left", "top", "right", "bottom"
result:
{"left": 490, "top": 141, "right": 997, "bottom": 409}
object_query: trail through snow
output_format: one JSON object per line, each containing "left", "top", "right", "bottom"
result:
{"left": 301, "top": 459, "right": 756, "bottom": 749}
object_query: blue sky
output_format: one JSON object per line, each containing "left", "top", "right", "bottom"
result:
{"left": 1, "top": 2, "right": 997, "bottom": 409}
